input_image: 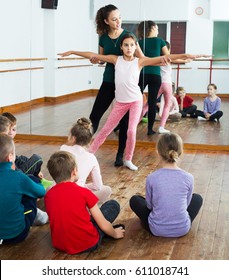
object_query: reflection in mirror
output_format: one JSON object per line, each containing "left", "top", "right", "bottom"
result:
{"left": 1, "top": 0, "right": 229, "bottom": 148}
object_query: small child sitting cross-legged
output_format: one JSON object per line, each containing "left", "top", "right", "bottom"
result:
{"left": 45, "top": 151, "right": 125, "bottom": 255}
{"left": 0, "top": 134, "right": 47, "bottom": 244}
{"left": 196, "top": 83, "right": 223, "bottom": 122}
{"left": 129, "top": 132, "right": 203, "bottom": 237}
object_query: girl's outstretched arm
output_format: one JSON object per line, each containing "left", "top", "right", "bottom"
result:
{"left": 140, "top": 54, "right": 210, "bottom": 68}
{"left": 58, "top": 50, "right": 117, "bottom": 64}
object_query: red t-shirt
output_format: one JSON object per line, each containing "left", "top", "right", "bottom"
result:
{"left": 176, "top": 95, "right": 194, "bottom": 108}
{"left": 44, "top": 182, "right": 99, "bottom": 254}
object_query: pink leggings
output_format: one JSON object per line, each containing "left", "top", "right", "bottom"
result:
{"left": 157, "top": 83, "right": 172, "bottom": 127}
{"left": 89, "top": 99, "right": 143, "bottom": 161}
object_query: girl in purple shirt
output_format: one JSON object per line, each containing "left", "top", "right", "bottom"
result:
{"left": 129, "top": 133, "right": 203, "bottom": 237}
{"left": 197, "top": 83, "right": 223, "bottom": 121}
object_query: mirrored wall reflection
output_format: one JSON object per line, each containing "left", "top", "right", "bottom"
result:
{"left": 2, "top": 0, "right": 229, "bottom": 146}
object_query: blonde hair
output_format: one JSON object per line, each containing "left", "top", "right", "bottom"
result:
{"left": 176, "top": 86, "right": 185, "bottom": 95}
{"left": 69, "top": 117, "right": 93, "bottom": 146}
{"left": 0, "top": 134, "right": 15, "bottom": 162}
{"left": 47, "top": 151, "right": 77, "bottom": 183}
{"left": 156, "top": 133, "right": 183, "bottom": 163}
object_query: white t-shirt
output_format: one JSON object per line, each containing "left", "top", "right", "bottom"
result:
{"left": 115, "top": 56, "right": 142, "bottom": 103}
{"left": 160, "top": 64, "right": 172, "bottom": 84}
{"left": 60, "top": 144, "right": 103, "bottom": 190}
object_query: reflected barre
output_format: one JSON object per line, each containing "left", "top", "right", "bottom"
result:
{"left": 58, "top": 65, "right": 93, "bottom": 69}
{"left": 57, "top": 57, "right": 93, "bottom": 69}
{"left": 172, "top": 58, "right": 229, "bottom": 87}
{"left": 172, "top": 65, "right": 192, "bottom": 88}
{"left": 196, "top": 58, "right": 229, "bottom": 84}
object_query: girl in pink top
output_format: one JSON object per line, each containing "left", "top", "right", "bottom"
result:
{"left": 60, "top": 118, "right": 111, "bottom": 205}
{"left": 59, "top": 34, "right": 203, "bottom": 171}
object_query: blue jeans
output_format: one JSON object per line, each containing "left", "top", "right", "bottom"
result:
{"left": 85, "top": 199, "right": 120, "bottom": 252}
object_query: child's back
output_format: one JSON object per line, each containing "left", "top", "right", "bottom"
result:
{"left": 130, "top": 133, "right": 203, "bottom": 238}
{"left": 45, "top": 151, "right": 124, "bottom": 254}
{"left": 0, "top": 134, "right": 46, "bottom": 241}
{"left": 45, "top": 181, "right": 100, "bottom": 254}
{"left": 146, "top": 168, "right": 193, "bottom": 237}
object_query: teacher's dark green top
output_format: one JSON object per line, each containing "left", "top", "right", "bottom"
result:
{"left": 99, "top": 30, "right": 134, "bottom": 83}
{"left": 139, "top": 37, "right": 166, "bottom": 75}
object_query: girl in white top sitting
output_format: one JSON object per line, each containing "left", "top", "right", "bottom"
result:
{"left": 58, "top": 34, "right": 203, "bottom": 171}
{"left": 60, "top": 118, "right": 111, "bottom": 205}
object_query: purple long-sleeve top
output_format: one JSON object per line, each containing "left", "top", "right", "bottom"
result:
{"left": 146, "top": 168, "right": 193, "bottom": 237}
{"left": 203, "top": 96, "right": 221, "bottom": 115}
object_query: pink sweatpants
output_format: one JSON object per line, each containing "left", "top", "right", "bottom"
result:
{"left": 157, "top": 83, "right": 172, "bottom": 127}
{"left": 89, "top": 99, "right": 143, "bottom": 161}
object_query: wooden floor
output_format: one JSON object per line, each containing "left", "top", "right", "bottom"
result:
{"left": 1, "top": 94, "right": 229, "bottom": 260}
{"left": 1, "top": 140, "right": 229, "bottom": 260}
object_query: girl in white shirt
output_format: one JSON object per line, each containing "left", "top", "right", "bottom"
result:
{"left": 60, "top": 118, "right": 111, "bottom": 205}
{"left": 157, "top": 41, "right": 193, "bottom": 133}
{"left": 59, "top": 34, "right": 202, "bottom": 171}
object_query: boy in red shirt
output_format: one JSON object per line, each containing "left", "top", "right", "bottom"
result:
{"left": 176, "top": 87, "right": 197, "bottom": 117}
{"left": 45, "top": 151, "right": 125, "bottom": 255}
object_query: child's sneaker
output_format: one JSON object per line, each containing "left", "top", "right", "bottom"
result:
{"left": 40, "top": 178, "right": 54, "bottom": 190}
{"left": 33, "top": 208, "right": 49, "bottom": 226}
{"left": 124, "top": 160, "right": 138, "bottom": 171}
{"left": 158, "top": 126, "right": 170, "bottom": 134}
{"left": 197, "top": 116, "right": 206, "bottom": 121}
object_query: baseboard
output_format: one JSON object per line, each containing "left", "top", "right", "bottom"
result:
{"left": 1, "top": 90, "right": 229, "bottom": 114}
{"left": 15, "top": 134, "right": 229, "bottom": 152}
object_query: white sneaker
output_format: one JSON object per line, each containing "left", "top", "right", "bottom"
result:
{"left": 33, "top": 208, "right": 49, "bottom": 226}
{"left": 158, "top": 126, "right": 170, "bottom": 134}
{"left": 197, "top": 116, "right": 206, "bottom": 121}
{"left": 124, "top": 160, "right": 138, "bottom": 171}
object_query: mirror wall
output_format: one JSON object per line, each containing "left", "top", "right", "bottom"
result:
{"left": 1, "top": 0, "right": 229, "bottom": 146}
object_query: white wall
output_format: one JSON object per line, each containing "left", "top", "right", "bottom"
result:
{"left": 0, "top": 0, "right": 229, "bottom": 109}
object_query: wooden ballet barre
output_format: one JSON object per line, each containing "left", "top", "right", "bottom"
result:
{"left": 195, "top": 58, "right": 229, "bottom": 62}
{"left": 172, "top": 67, "right": 192, "bottom": 70}
{"left": 0, "top": 58, "right": 47, "bottom": 62}
{"left": 0, "top": 67, "right": 44, "bottom": 73}
{"left": 57, "top": 57, "right": 86, "bottom": 60}
{"left": 198, "top": 67, "right": 229, "bottom": 70}
{"left": 58, "top": 65, "right": 93, "bottom": 69}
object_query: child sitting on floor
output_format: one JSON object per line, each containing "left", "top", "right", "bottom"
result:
{"left": 45, "top": 151, "right": 125, "bottom": 255}
{"left": 129, "top": 132, "right": 203, "bottom": 237}
{"left": 196, "top": 83, "right": 223, "bottom": 122}
{"left": 0, "top": 134, "right": 47, "bottom": 244}
{"left": 176, "top": 86, "right": 197, "bottom": 118}
{"left": 2, "top": 112, "right": 53, "bottom": 189}
{"left": 60, "top": 117, "right": 112, "bottom": 205}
